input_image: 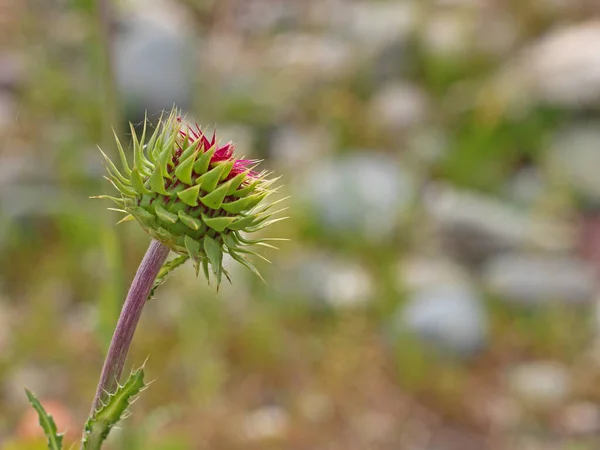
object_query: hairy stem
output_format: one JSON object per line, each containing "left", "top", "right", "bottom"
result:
{"left": 88, "top": 239, "right": 170, "bottom": 416}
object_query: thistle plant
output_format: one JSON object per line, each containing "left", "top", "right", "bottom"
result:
{"left": 24, "top": 107, "right": 286, "bottom": 449}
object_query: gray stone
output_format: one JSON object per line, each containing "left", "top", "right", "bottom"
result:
{"left": 341, "top": 1, "right": 417, "bottom": 52}
{"left": 370, "top": 82, "right": 429, "bottom": 132}
{"left": 483, "top": 253, "right": 596, "bottom": 306}
{"left": 420, "top": 10, "right": 474, "bottom": 59}
{"left": 507, "top": 361, "right": 571, "bottom": 406}
{"left": 424, "top": 184, "right": 575, "bottom": 263}
{"left": 299, "top": 154, "right": 415, "bottom": 243}
{"left": 267, "top": 34, "right": 352, "bottom": 79}
{"left": 114, "top": 17, "right": 195, "bottom": 122}
{"left": 520, "top": 21, "right": 600, "bottom": 108}
{"left": 548, "top": 124, "right": 600, "bottom": 201}
{"left": 396, "top": 284, "right": 488, "bottom": 359}
{"left": 240, "top": 406, "right": 290, "bottom": 441}
{"left": 275, "top": 253, "right": 373, "bottom": 310}
{"left": 269, "top": 125, "right": 333, "bottom": 172}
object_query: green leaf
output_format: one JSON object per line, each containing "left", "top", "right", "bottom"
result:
{"left": 24, "top": 389, "right": 64, "bottom": 450}
{"left": 201, "top": 213, "right": 237, "bottom": 232}
{"left": 203, "top": 235, "right": 223, "bottom": 285}
{"left": 178, "top": 211, "right": 204, "bottom": 231}
{"left": 83, "top": 367, "right": 147, "bottom": 450}
{"left": 154, "top": 204, "right": 179, "bottom": 224}
{"left": 196, "top": 163, "right": 225, "bottom": 192}
{"left": 174, "top": 147, "right": 199, "bottom": 184}
{"left": 148, "top": 161, "right": 171, "bottom": 196}
{"left": 192, "top": 145, "right": 216, "bottom": 175}
{"left": 177, "top": 184, "right": 201, "bottom": 207}
{"left": 199, "top": 181, "right": 230, "bottom": 210}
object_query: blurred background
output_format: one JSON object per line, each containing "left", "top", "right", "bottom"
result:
{"left": 3, "top": 0, "right": 600, "bottom": 449}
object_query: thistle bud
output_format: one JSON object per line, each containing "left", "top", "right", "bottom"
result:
{"left": 97, "top": 109, "right": 285, "bottom": 286}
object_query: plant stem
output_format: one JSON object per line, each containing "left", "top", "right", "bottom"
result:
{"left": 88, "top": 239, "right": 170, "bottom": 416}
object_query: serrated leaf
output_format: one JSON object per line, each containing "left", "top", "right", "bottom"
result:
{"left": 24, "top": 389, "right": 64, "bottom": 450}
{"left": 83, "top": 367, "right": 147, "bottom": 449}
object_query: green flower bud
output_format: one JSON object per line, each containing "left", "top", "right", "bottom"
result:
{"left": 97, "top": 108, "right": 286, "bottom": 286}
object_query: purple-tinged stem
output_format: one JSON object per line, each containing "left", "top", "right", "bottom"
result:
{"left": 89, "top": 239, "right": 170, "bottom": 414}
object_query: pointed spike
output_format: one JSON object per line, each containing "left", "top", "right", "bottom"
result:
{"left": 176, "top": 184, "right": 201, "bottom": 206}
{"left": 130, "top": 167, "right": 153, "bottom": 195}
{"left": 116, "top": 214, "right": 135, "bottom": 224}
{"left": 157, "top": 145, "right": 173, "bottom": 180}
{"left": 113, "top": 129, "right": 132, "bottom": 175}
{"left": 193, "top": 145, "right": 216, "bottom": 175}
{"left": 221, "top": 193, "right": 267, "bottom": 214}
{"left": 128, "top": 206, "right": 156, "bottom": 223}
{"left": 148, "top": 161, "right": 172, "bottom": 195}
{"left": 178, "top": 210, "right": 204, "bottom": 231}
{"left": 226, "top": 214, "right": 258, "bottom": 231}
{"left": 201, "top": 258, "right": 210, "bottom": 284}
{"left": 199, "top": 180, "right": 230, "bottom": 210}
{"left": 92, "top": 194, "right": 126, "bottom": 204}
{"left": 146, "top": 112, "right": 165, "bottom": 162}
{"left": 203, "top": 235, "right": 223, "bottom": 281}
{"left": 98, "top": 146, "right": 130, "bottom": 185}
{"left": 201, "top": 213, "right": 237, "bottom": 232}
{"left": 218, "top": 160, "right": 234, "bottom": 181}
{"left": 179, "top": 139, "right": 201, "bottom": 162}
{"left": 228, "top": 248, "right": 265, "bottom": 283}
{"left": 104, "top": 176, "right": 138, "bottom": 197}
{"left": 130, "top": 122, "right": 150, "bottom": 176}
{"left": 155, "top": 204, "right": 179, "bottom": 224}
{"left": 196, "top": 163, "right": 225, "bottom": 192}
{"left": 246, "top": 216, "right": 289, "bottom": 232}
{"left": 174, "top": 149, "right": 199, "bottom": 185}
{"left": 226, "top": 171, "right": 250, "bottom": 195}
{"left": 232, "top": 179, "right": 260, "bottom": 197}
{"left": 184, "top": 235, "right": 201, "bottom": 261}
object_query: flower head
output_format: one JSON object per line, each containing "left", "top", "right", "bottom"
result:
{"left": 97, "top": 108, "right": 285, "bottom": 286}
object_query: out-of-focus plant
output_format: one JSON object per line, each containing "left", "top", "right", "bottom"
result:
{"left": 24, "top": 107, "right": 287, "bottom": 449}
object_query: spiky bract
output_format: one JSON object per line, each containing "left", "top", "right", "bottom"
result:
{"left": 98, "top": 109, "right": 285, "bottom": 286}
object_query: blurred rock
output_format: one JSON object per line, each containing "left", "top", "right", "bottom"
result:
{"left": 299, "top": 154, "right": 415, "bottom": 243}
{"left": 268, "top": 34, "right": 352, "bottom": 79}
{"left": 483, "top": 253, "right": 596, "bottom": 306}
{"left": 269, "top": 125, "right": 334, "bottom": 172}
{"left": 341, "top": 1, "right": 417, "bottom": 52}
{"left": 421, "top": 10, "right": 474, "bottom": 59}
{"left": 424, "top": 184, "right": 575, "bottom": 264}
{"left": 507, "top": 361, "right": 571, "bottom": 407}
{"left": 371, "top": 39, "right": 411, "bottom": 85}
{"left": 0, "top": 90, "right": 16, "bottom": 131}
{"left": 370, "top": 82, "right": 429, "bottom": 133}
{"left": 394, "top": 284, "right": 488, "bottom": 359}
{"left": 275, "top": 253, "right": 373, "bottom": 310}
{"left": 235, "top": 0, "right": 303, "bottom": 33}
{"left": 0, "top": 53, "right": 25, "bottom": 90}
{"left": 522, "top": 21, "right": 600, "bottom": 108}
{"left": 397, "top": 255, "right": 472, "bottom": 294}
{"left": 406, "top": 126, "right": 449, "bottom": 168}
{"left": 548, "top": 124, "right": 600, "bottom": 202}
{"left": 297, "top": 391, "right": 333, "bottom": 423}
{"left": 558, "top": 402, "right": 600, "bottom": 436}
{"left": 240, "top": 406, "right": 289, "bottom": 441}
{"left": 503, "top": 167, "right": 546, "bottom": 207}
{"left": 0, "top": 300, "right": 12, "bottom": 354}
{"left": 114, "top": 16, "right": 194, "bottom": 123}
